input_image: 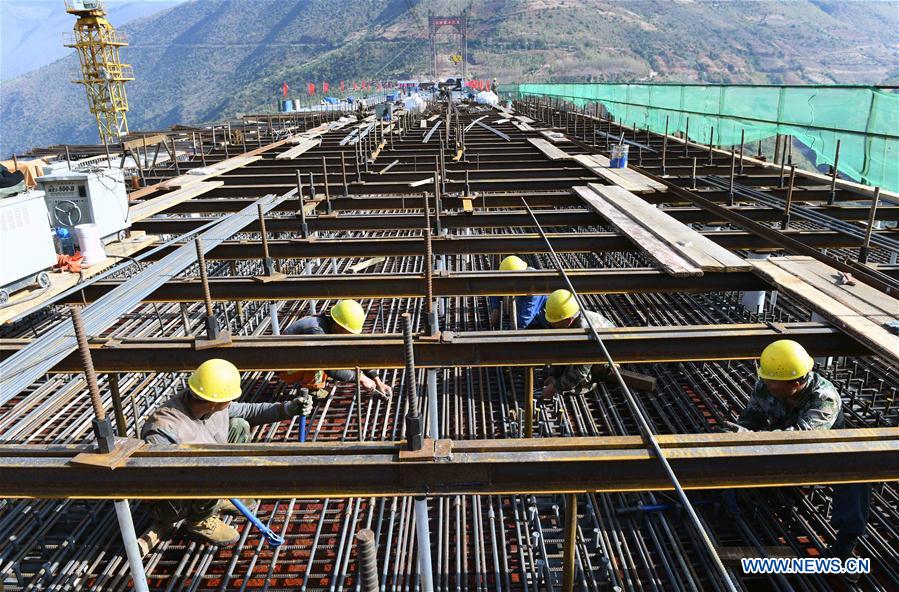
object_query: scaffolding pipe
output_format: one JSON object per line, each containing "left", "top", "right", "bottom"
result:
{"left": 113, "top": 500, "right": 150, "bottom": 592}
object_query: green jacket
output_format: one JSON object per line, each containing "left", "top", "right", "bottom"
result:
{"left": 737, "top": 371, "right": 844, "bottom": 431}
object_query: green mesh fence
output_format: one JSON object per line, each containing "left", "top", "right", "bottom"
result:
{"left": 500, "top": 83, "right": 898, "bottom": 192}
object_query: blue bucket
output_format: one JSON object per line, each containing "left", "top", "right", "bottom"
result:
{"left": 610, "top": 145, "right": 629, "bottom": 168}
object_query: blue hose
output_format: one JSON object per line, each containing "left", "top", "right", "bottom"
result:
{"left": 228, "top": 499, "right": 284, "bottom": 547}
{"left": 299, "top": 416, "right": 307, "bottom": 442}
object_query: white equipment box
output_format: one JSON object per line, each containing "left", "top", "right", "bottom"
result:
{"left": 0, "top": 191, "right": 56, "bottom": 304}
{"left": 38, "top": 168, "right": 130, "bottom": 242}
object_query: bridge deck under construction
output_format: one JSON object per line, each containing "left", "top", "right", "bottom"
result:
{"left": 1, "top": 98, "right": 897, "bottom": 591}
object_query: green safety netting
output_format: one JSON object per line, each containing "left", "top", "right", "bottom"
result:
{"left": 499, "top": 83, "right": 898, "bottom": 192}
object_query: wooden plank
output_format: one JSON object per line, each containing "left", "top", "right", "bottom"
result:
{"left": 348, "top": 257, "right": 386, "bottom": 273}
{"left": 527, "top": 138, "right": 571, "bottom": 161}
{"left": 378, "top": 159, "right": 400, "bottom": 175}
{"left": 587, "top": 183, "right": 725, "bottom": 270}
{"left": 129, "top": 181, "right": 224, "bottom": 222}
{"left": 752, "top": 260, "right": 898, "bottom": 364}
{"left": 588, "top": 154, "right": 667, "bottom": 193}
{"left": 121, "top": 134, "right": 166, "bottom": 152}
{"left": 573, "top": 155, "right": 652, "bottom": 194}
{"left": 157, "top": 155, "right": 261, "bottom": 190}
{"left": 770, "top": 257, "right": 898, "bottom": 322}
{"left": 588, "top": 183, "right": 751, "bottom": 272}
{"left": 540, "top": 130, "right": 569, "bottom": 143}
{"left": 573, "top": 186, "right": 702, "bottom": 277}
{"left": 275, "top": 138, "right": 321, "bottom": 160}
{"left": 409, "top": 177, "right": 434, "bottom": 188}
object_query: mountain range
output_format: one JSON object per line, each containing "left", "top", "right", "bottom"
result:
{"left": 1, "top": 0, "right": 896, "bottom": 157}
{"left": 1, "top": 0, "right": 183, "bottom": 81}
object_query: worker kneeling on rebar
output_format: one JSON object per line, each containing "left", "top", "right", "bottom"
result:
{"left": 139, "top": 359, "right": 313, "bottom": 549}
{"left": 541, "top": 289, "right": 615, "bottom": 399}
{"left": 279, "top": 299, "right": 393, "bottom": 398}
{"left": 488, "top": 255, "right": 549, "bottom": 330}
{"left": 729, "top": 340, "right": 870, "bottom": 571}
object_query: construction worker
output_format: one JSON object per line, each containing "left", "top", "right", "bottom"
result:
{"left": 281, "top": 299, "right": 393, "bottom": 397}
{"left": 730, "top": 340, "right": 869, "bottom": 568}
{"left": 140, "top": 359, "right": 313, "bottom": 548}
{"left": 488, "top": 255, "right": 548, "bottom": 330}
{"left": 541, "top": 289, "right": 615, "bottom": 398}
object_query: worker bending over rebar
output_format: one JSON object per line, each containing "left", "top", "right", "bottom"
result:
{"left": 138, "top": 359, "right": 313, "bottom": 549}
{"left": 488, "top": 255, "right": 548, "bottom": 330}
{"left": 540, "top": 289, "right": 615, "bottom": 399}
{"left": 728, "top": 340, "right": 870, "bottom": 581}
{"left": 280, "top": 299, "right": 393, "bottom": 398}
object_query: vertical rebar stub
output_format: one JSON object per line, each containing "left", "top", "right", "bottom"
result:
{"left": 356, "top": 529, "right": 380, "bottom": 592}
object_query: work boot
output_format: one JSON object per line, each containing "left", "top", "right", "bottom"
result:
{"left": 185, "top": 516, "right": 240, "bottom": 546}
{"left": 217, "top": 498, "right": 259, "bottom": 515}
{"left": 137, "top": 523, "right": 170, "bottom": 556}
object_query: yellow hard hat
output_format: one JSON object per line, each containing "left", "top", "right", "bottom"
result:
{"left": 545, "top": 289, "right": 580, "bottom": 323}
{"left": 187, "top": 359, "right": 242, "bottom": 403}
{"left": 757, "top": 340, "right": 814, "bottom": 381}
{"left": 330, "top": 299, "right": 365, "bottom": 334}
{"left": 499, "top": 255, "right": 527, "bottom": 271}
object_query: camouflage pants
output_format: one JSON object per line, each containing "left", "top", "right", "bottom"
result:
{"left": 149, "top": 418, "right": 250, "bottom": 526}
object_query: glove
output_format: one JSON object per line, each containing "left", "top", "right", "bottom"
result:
{"left": 286, "top": 394, "right": 313, "bottom": 417}
{"left": 721, "top": 420, "right": 749, "bottom": 433}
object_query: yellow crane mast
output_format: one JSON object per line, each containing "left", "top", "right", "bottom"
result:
{"left": 65, "top": 0, "right": 134, "bottom": 144}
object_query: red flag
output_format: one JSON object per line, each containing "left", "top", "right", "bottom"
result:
{"left": 282, "top": 81, "right": 289, "bottom": 97}
{"left": 323, "top": 81, "right": 329, "bottom": 93}
{"left": 340, "top": 80, "right": 345, "bottom": 91}
{"left": 353, "top": 82, "right": 358, "bottom": 90}
{"left": 308, "top": 83, "right": 315, "bottom": 95}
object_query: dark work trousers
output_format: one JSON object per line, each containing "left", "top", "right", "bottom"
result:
{"left": 149, "top": 418, "right": 250, "bottom": 526}
{"left": 830, "top": 482, "right": 871, "bottom": 558}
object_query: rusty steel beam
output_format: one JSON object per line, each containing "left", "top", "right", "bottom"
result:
{"left": 1, "top": 429, "right": 895, "bottom": 499}
{"left": 204, "top": 178, "right": 596, "bottom": 198}
{"left": 137, "top": 231, "right": 868, "bottom": 262}
{"left": 56, "top": 270, "right": 767, "bottom": 303}
{"left": 0, "top": 323, "right": 866, "bottom": 373}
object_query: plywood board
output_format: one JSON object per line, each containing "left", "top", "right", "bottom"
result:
{"left": 574, "top": 186, "right": 702, "bottom": 277}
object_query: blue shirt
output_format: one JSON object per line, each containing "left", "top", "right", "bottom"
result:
{"left": 488, "top": 294, "right": 549, "bottom": 329}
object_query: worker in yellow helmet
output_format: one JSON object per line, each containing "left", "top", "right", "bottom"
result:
{"left": 280, "top": 299, "right": 393, "bottom": 397}
{"left": 488, "top": 255, "right": 549, "bottom": 330}
{"left": 730, "top": 340, "right": 869, "bottom": 574}
{"left": 541, "top": 289, "right": 615, "bottom": 399}
{"left": 139, "top": 359, "right": 313, "bottom": 549}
